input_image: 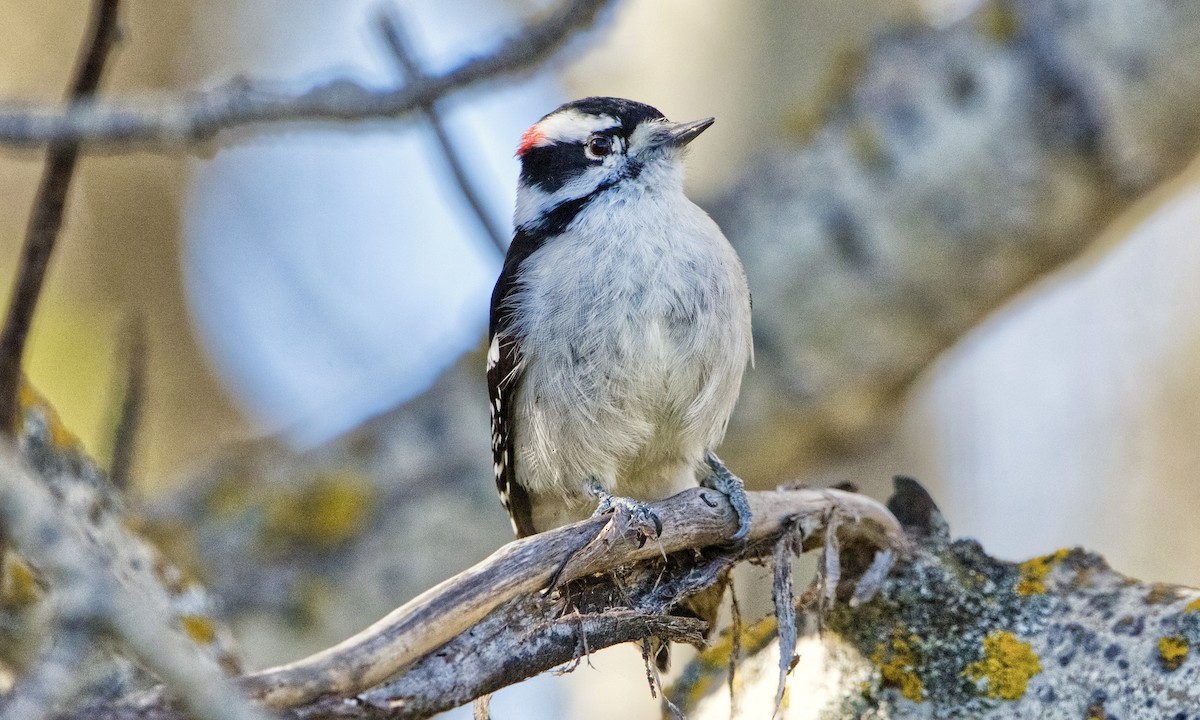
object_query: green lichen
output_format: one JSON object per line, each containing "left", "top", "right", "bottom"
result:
{"left": 2, "top": 558, "right": 43, "bottom": 608}
{"left": 963, "top": 631, "right": 1042, "bottom": 700}
{"left": 1145, "top": 583, "right": 1184, "bottom": 605}
{"left": 978, "top": 0, "right": 1019, "bottom": 44}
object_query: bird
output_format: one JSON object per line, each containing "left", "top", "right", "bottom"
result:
{"left": 488, "top": 95, "right": 753, "bottom": 544}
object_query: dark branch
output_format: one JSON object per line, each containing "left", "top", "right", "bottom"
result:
{"left": 0, "top": 0, "right": 614, "bottom": 150}
{"left": 291, "top": 609, "right": 706, "bottom": 720}
{"left": 108, "top": 314, "right": 146, "bottom": 490}
{"left": 377, "top": 9, "right": 511, "bottom": 255}
{"left": 0, "top": 0, "right": 122, "bottom": 432}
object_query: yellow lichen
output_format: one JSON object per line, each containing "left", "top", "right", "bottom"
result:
{"left": 207, "top": 473, "right": 253, "bottom": 517}
{"left": 180, "top": 614, "right": 217, "bottom": 645}
{"left": 18, "top": 380, "right": 81, "bottom": 451}
{"left": 963, "top": 631, "right": 1042, "bottom": 700}
{"left": 3, "top": 558, "right": 43, "bottom": 607}
{"left": 979, "top": 0, "right": 1019, "bottom": 44}
{"left": 1158, "top": 636, "right": 1189, "bottom": 671}
{"left": 671, "top": 615, "right": 780, "bottom": 708}
{"left": 1146, "top": 583, "right": 1184, "bottom": 605}
{"left": 871, "top": 628, "right": 925, "bottom": 702}
{"left": 1016, "top": 548, "right": 1070, "bottom": 595}
{"left": 264, "top": 471, "right": 375, "bottom": 549}
{"left": 702, "top": 615, "right": 781, "bottom": 668}
{"left": 1184, "top": 597, "right": 1200, "bottom": 615}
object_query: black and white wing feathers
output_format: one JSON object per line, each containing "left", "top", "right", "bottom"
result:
{"left": 488, "top": 231, "right": 542, "bottom": 538}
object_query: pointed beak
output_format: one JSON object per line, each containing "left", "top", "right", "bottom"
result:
{"left": 645, "top": 117, "right": 715, "bottom": 149}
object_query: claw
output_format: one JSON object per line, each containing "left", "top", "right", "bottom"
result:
{"left": 587, "top": 478, "right": 663, "bottom": 545}
{"left": 703, "top": 451, "right": 753, "bottom": 542}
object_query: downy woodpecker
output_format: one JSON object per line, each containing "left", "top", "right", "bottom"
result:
{"left": 488, "top": 96, "right": 753, "bottom": 546}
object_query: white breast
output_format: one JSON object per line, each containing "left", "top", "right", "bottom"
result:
{"left": 509, "top": 178, "right": 752, "bottom": 514}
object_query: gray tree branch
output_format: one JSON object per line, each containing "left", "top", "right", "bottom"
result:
{"left": 376, "top": 8, "right": 511, "bottom": 255}
{"left": 0, "top": 0, "right": 614, "bottom": 150}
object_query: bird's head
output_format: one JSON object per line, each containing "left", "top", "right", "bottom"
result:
{"left": 513, "top": 97, "right": 713, "bottom": 233}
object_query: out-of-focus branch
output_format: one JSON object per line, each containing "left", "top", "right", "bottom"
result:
{"left": 0, "top": 0, "right": 614, "bottom": 150}
{"left": 377, "top": 9, "right": 511, "bottom": 254}
{"left": 0, "top": 442, "right": 266, "bottom": 720}
{"left": 0, "top": 0, "right": 123, "bottom": 433}
{"left": 714, "top": 0, "right": 1200, "bottom": 481}
{"left": 107, "top": 314, "right": 146, "bottom": 491}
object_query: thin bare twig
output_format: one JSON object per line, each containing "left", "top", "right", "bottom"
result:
{"left": 728, "top": 587, "right": 742, "bottom": 719}
{"left": 0, "top": 0, "right": 123, "bottom": 432}
{"left": 108, "top": 314, "right": 146, "bottom": 490}
{"left": 471, "top": 695, "right": 491, "bottom": 720}
{"left": 0, "top": 0, "right": 614, "bottom": 150}
{"left": 377, "top": 9, "right": 511, "bottom": 254}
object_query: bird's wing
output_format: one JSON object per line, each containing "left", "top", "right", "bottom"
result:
{"left": 488, "top": 231, "right": 542, "bottom": 538}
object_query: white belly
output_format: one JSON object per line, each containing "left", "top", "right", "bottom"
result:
{"left": 507, "top": 191, "right": 752, "bottom": 528}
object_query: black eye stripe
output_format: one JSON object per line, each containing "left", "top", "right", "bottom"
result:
{"left": 519, "top": 141, "right": 591, "bottom": 193}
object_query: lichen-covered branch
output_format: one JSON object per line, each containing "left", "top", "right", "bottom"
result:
{"left": 677, "top": 478, "right": 1200, "bottom": 719}
{"left": 0, "top": 0, "right": 614, "bottom": 149}
{"left": 0, "top": 429, "right": 262, "bottom": 720}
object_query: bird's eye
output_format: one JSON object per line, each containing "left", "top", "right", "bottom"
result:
{"left": 585, "top": 135, "right": 613, "bottom": 159}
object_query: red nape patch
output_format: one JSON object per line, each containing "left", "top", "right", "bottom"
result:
{"left": 516, "top": 125, "right": 546, "bottom": 157}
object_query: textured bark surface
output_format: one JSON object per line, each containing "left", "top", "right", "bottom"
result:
{"left": 677, "top": 479, "right": 1200, "bottom": 719}
{"left": 57, "top": 487, "right": 903, "bottom": 719}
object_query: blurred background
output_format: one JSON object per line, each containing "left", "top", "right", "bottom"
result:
{"left": 2, "top": 0, "right": 1200, "bottom": 717}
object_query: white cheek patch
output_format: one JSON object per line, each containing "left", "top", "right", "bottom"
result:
{"left": 514, "top": 165, "right": 614, "bottom": 229}
{"left": 514, "top": 184, "right": 553, "bottom": 229}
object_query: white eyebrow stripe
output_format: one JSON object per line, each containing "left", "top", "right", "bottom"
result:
{"left": 536, "top": 110, "right": 619, "bottom": 145}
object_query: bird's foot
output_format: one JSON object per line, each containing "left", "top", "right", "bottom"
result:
{"left": 702, "top": 451, "right": 752, "bottom": 542}
{"left": 588, "top": 479, "right": 663, "bottom": 547}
